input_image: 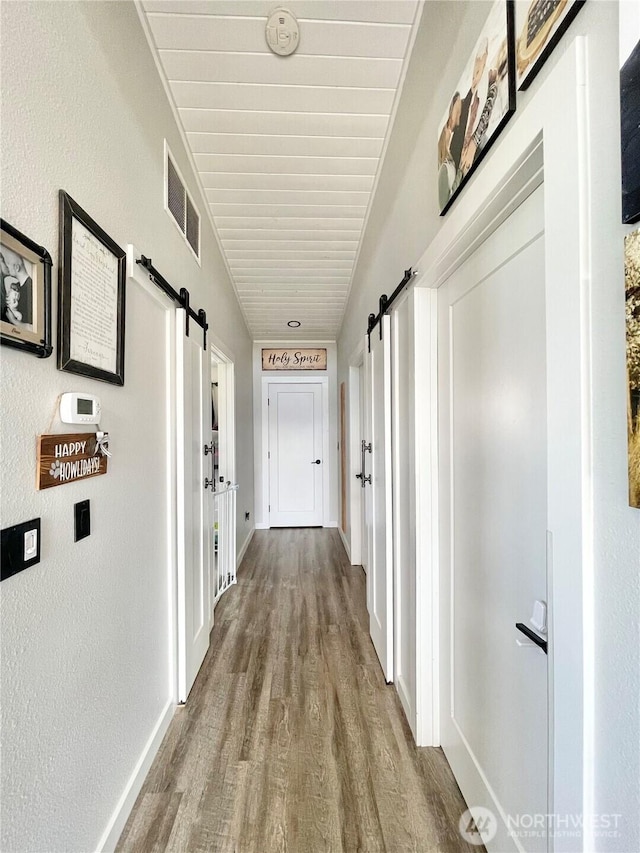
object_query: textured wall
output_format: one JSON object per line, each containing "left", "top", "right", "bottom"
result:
{"left": 0, "top": 3, "right": 253, "bottom": 851}
{"left": 338, "top": 1, "right": 639, "bottom": 850}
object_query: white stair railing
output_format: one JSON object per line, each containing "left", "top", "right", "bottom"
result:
{"left": 213, "top": 483, "right": 238, "bottom": 604}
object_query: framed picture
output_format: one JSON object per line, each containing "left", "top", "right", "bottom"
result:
{"left": 58, "top": 191, "right": 126, "bottom": 385}
{"left": 1, "top": 219, "right": 53, "bottom": 358}
{"left": 620, "top": 15, "right": 640, "bottom": 224}
{"left": 515, "top": 0, "right": 586, "bottom": 90}
{"left": 438, "top": 0, "right": 516, "bottom": 216}
{"left": 626, "top": 228, "right": 640, "bottom": 509}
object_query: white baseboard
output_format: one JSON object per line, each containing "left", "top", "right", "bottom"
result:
{"left": 97, "top": 699, "right": 175, "bottom": 853}
{"left": 338, "top": 526, "right": 351, "bottom": 560}
{"left": 237, "top": 527, "right": 255, "bottom": 568}
{"left": 255, "top": 522, "right": 269, "bottom": 530}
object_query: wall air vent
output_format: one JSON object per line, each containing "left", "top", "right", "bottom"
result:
{"left": 164, "top": 142, "right": 200, "bottom": 263}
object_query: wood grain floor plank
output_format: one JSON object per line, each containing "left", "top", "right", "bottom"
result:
{"left": 117, "top": 528, "right": 482, "bottom": 853}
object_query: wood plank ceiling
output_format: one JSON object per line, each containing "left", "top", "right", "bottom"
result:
{"left": 139, "top": 1, "right": 422, "bottom": 340}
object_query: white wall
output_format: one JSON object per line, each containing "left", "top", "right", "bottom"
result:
{"left": 0, "top": 3, "right": 253, "bottom": 851}
{"left": 253, "top": 341, "right": 338, "bottom": 528}
{"left": 338, "top": 1, "right": 639, "bottom": 850}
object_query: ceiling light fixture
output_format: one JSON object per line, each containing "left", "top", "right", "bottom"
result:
{"left": 287, "top": 320, "right": 301, "bottom": 327}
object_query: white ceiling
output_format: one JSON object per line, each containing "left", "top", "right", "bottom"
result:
{"left": 139, "top": 0, "right": 422, "bottom": 340}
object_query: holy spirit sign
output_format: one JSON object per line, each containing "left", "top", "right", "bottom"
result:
{"left": 262, "top": 348, "right": 327, "bottom": 371}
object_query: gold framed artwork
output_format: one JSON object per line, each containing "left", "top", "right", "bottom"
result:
{"left": 626, "top": 228, "right": 640, "bottom": 508}
{"left": 515, "top": 0, "right": 586, "bottom": 90}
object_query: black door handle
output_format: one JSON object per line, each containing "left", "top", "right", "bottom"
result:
{"left": 312, "top": 459, "right": 321, "bottom": 464}
{"left": 515, "top": 622, "right": 547, "bottom": 654}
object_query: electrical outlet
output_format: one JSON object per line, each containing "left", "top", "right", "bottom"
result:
{"left": 245, "top": 511, "right": 250, "bottom": 521}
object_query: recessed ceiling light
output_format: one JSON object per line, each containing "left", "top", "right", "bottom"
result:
{"left": 287, "top": 320, "right": 301, "bottom": 327}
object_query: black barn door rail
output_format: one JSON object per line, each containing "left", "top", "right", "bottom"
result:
{"left": 366, "top": 267, "right": 416, "bottom": 350}
{"left": 136, "top": 255, "right": 208, "bottom": 347}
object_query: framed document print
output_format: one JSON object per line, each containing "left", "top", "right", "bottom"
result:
{"left": 58, "top": 191, "right": 126, "bottom": 385}
{"left": 1, "top": 218, "right": 53, "bottom": 358}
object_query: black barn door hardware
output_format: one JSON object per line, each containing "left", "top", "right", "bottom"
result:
{"left": 355, "top": 439, "right": 372, "bottom": 487}
{"left": 136, "top": 255, "right": 208, "bottom": 347}
{"left": 367, "top": 268, "right": 417, "bottom": 350}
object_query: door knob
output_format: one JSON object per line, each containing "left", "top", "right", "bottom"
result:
{"left": 312, "top": 459, "right": 321, "bottom": 464}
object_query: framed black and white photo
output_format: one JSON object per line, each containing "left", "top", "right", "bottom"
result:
{"left": 437, "top": 0, "right": 516, "bottom": 216}
{"left": 58, "top": 191, "right": 126, "bottom": 385}
{"left": 515, "top": 0, "right": 586, "bottom": 90}
{"left": 1, "top": 219, "right": 53, "bottom": 358}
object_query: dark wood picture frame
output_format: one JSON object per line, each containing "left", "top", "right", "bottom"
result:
{"left": 58, "top": 191, "right": 126, "bottom": 385}
{"left": 0, "top": 219, "right": 53, "bottom": 358}
{"left": 438, "top": 0, "right": 516, "bottom": 216}
{"left": 515, "top": 0, "right": 586, "bottom": 90}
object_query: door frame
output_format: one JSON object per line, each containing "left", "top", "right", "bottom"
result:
{"left": 210, "top": 333, "right": 236, "bottom": 489}
{"left": 261, "top": 375, "right": 330, "bottom": 528}
{"left": 414, "top": 39, "right": 593, "bottom": 849}
{"left": 209, "top": 335, "right": 236, "bottom": 624}
{"left": 388, "top": 287, "right": 439, "bottom": 745}
{"left": 347, "top": 338, "right": 366, "bottom": 566}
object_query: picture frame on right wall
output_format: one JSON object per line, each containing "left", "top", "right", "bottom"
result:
{"left": 626, "top": 228, "right": 640, "bottom": 509}
{"left": 515, "top": 0, "right": 586, "bottom": 90}
{"left": 620, "top": 6, "right": 640, "bottom": 225}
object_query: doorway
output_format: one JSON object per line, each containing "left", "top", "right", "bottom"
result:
{"left": 209, "top": 343, "right": 237, "bottom": 613}
{"left": 438, "top": 185, "right": 548, "bottom": 853}
{"left": 266, "top": 380, "right": 326, "bottom": 527}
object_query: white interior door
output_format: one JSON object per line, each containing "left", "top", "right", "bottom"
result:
{"left": 358, "top": 359, "right": 369, "bottom": 576}
{"left": 176, "top": 310, "right": 211, "bottom": 703}
{"left": 268, "top": 382, "right": 323, "bottom": 527}
{"left": 391, "top": 293, "right": 417, "bottom": 735}
{"left": 366, "top": 315, "right": 393, "bottom": 682}
{"left": 439, "top": 186, "right": 548, "bottom": 852}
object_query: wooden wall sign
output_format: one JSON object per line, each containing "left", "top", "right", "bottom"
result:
{"left": 262, "top": 348, "right": 327, "bottom": 371}
{"left": 37, "top": 433, "right": 108, "bottom": 490}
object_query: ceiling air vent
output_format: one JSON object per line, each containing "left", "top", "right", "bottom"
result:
{"left": 165, "top": 143, "right": 200, "bottom": 262}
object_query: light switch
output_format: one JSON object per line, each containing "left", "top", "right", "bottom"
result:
{"left": 74, "top": 500, "right": 91, "bottom": 542}
{"left": 24, "top": 528, "right": 38, "bottom": 560}
{"left": 1, "top": 518, "right": 41, "bottom": 581}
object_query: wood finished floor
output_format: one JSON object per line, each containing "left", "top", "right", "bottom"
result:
{"left": 116, "top": 529, "right": 480, "bottom": 853}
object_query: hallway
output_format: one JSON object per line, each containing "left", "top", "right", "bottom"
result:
{"left": 116, "top": 529, "right": 478, "bottom": 853}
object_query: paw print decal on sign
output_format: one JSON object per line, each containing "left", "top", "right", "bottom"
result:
{"left": 49, "top": 459, "right": 61, "bottom": 479}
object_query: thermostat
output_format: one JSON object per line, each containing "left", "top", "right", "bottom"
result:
{"left": 60, "top": 392, "right": 101, "bottom": 425}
